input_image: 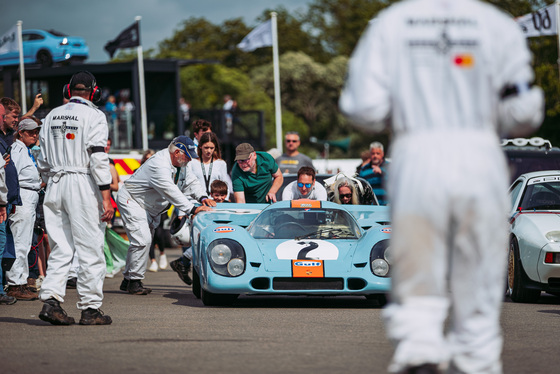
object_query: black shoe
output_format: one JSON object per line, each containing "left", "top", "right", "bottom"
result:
{"left": 79, "top": 308, "right": 112, "bottom": 325}
{"left": 66, "top": 277, "right": 77, "bottom": 289}
{"left": 119, "top": 278, "right": 129, "bottom": 292}
{"left": 404, "top": 363, "right": 440, "bottom": 374}
{"left": 127, "top": 280, "right": 152, "bottom": 295}
{"left": 0, "top": 294, "right": 17, "bottom": 305}
{"left": 170, "top": 258, "right": 192, "bottom": 285}
{"left": 39, "top": 298, "right": 75, "bottom": 325}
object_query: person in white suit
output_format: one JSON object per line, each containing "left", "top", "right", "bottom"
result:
{"left": 340, "top": 1, "right": 544, "bottom": 373}
{"left": 117, "top": 136, "right": 214, "bottom": 295}
{"left": 38, "top": 71, "right": 114, "bottom": 326}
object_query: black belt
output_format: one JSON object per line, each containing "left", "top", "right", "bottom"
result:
{"left": 21, "top": 186, "right": 40, "bottom": 192}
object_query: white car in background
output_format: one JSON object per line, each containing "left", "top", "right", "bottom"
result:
{"left": 508, "top": 170, "right": 560, "bottom": 302}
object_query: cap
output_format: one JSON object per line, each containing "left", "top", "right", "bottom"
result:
{"left": 235, "top": 143, "right": 255, "bottom": 161}
{"left": 70, "top": 71, "right": 96, "bottom": 89}
{"left": 18, "top": 118, "right": 40, "bottom": 132}
{"left": 172, "top": 136, "right": 198, "bottom": 159}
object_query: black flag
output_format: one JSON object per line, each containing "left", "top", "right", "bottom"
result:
{"left": 104, "top": 22, "right": 140, "bottom": 58}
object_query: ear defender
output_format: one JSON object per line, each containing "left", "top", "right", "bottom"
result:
{"left": 62, "top": 71, "right": 101, "bottom": 103}
{"left": 62, "top": 83, "right": 71, "bottom": 100}
{"left": 90, "top": 85, "right": 101, "bottom": 103}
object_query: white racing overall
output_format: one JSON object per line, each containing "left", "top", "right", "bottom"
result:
{"left": 117, "top": 149, "right": 207, "bottom": 280}
{"left": 339, "top": 0, "right": 544, "bottom": 373}
{"left": 37, "top": 96, "right": 111, "bottom": 310}
{"left": 7, "top": 139, "right": 41, "bottom": 286}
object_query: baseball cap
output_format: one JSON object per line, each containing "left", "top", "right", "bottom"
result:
{"left": 172, "top": 136, "right": 198, "bottom": 159}
{"left": 235, "top": 143, "right": 255, "bottom": 161}
{"left": 70, "top": 71, "right": 96, "bottom": 89}
{"left": 18, "top": 118, "right": 40, "bottom": 132}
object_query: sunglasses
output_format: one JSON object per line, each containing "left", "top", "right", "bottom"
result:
{"left": 297, "top": 182, "right": 312, "bottom": 188}
{"left": 286, "top": 139, "right": 299, "bottom": 143}
{"left": 340, "top": 193, "right": 353, "bottom": 199}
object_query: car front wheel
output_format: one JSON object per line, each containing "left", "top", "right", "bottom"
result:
{"left": 192, "top": 268, "right": 201, "bottom": 299}
{"left": 37, "top": 50, "right": 52, "bottom": 67}
{"left": 200, "top": 287, "right": 238, "bottom": 307}
{"left": 508, "top": 237, "right": 541, "bottom": 303}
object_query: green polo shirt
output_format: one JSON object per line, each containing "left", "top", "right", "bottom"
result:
{"left": 232, "top": 151, "right": 279, "bottom": 203}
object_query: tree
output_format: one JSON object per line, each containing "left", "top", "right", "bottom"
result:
{"left": 180, "top": 63, "right": 307, "bottom": 149}
{"left": 304, "top": 0, "right": 398, "bottom": 57}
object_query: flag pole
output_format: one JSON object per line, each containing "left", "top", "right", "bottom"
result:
{"left": 17, "top": 20, "right": 26, "bottom": 113}
{"left": 271, "top": 12, "right": 283, "bottom": 153}
{"left": 556, "top": 0, "right": 560, "bottom": 78}
{"left": 135, "top": 16, "right": 148, "bottom": 151}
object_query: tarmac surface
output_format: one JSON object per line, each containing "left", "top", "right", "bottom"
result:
{"left": 1, "top": 248, "right": 559, "bottom": 374}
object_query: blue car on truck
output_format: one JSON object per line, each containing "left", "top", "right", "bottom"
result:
{"left": 190, "top": 200, "right": 392, "bottom": 306}
{"left": 0, "top": 29, "right": 88, "bottom": 67}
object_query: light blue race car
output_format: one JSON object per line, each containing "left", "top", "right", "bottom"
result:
{"left": 190, "top": 200, "right": 392, "bottom": 306}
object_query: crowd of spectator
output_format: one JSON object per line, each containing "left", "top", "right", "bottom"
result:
{"left": 0, "top": 70, "right": 389, "bottom": 322}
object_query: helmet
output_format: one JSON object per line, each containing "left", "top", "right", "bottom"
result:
{"left": 169, "top": 215, "right": 191, "bottom": 247}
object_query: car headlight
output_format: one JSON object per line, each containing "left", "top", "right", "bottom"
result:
{"left": 207, "top": 239, "right": 245, "bottom": 277}
{"left": 227, "top": 258, "right": 245, "bottom": 276}
{"left": 60, "top": 37, "right": 68, "bottom": 45}
{"left": 371, "top": 259, "right": 390, "bottom": 277}
{"left": 546, "top": 231, "right": 560, "bottom": 242}
{"left": 370, "top": 239, "right": 390, "bottom": 278}
{"left": 211, "top": 244, "right": 231, "bottom": 265}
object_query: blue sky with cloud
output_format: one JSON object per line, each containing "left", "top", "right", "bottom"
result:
{"left": 1, "top": 0, "right": 312, "bottom": 62}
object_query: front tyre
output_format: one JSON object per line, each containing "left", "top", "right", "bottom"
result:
{"left": 200, "top": 288, "right": 238, "bottom": 306}
{"left": 365, "top": 294, "right": 388, "bottom": 307}
{"left": 37, "top": 50, "right": 53, "bottom": 67}
{"left": 192, "top": 268, "right": 201, "bottom": 299}
{"left": 508, "top": 237, "right": 541, "bottom": 303}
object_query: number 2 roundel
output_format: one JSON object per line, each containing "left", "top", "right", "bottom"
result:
{"left": 276, "top": 240, "right": 339, "bottom": 260}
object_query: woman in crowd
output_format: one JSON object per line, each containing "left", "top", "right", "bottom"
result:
{"left": 332, "top": 178, "right": 360, "bottom": 205}
{"left": 186, "top": 132, "right": 233, "bottom": 199}
{"left": 5, "top": 117, "right": 43, "bottom": 300}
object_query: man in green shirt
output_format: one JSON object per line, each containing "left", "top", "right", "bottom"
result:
{"left": 232, "top": 143, "right": 283, "bottom": 203}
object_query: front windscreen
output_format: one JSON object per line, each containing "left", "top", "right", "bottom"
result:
{"left": 248, "top": 208, "right": 361, "bottom": 240}
{"left": 520, "top": 177, "right": 560, "bottom": 211}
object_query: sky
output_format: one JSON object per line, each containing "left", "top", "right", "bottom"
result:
{"left": 1, "top": 0, "right": 313, "bottom": 63}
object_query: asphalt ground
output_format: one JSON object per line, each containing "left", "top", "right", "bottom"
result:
{"left": 1, "top": 248, "right": 559, "bottom": 374}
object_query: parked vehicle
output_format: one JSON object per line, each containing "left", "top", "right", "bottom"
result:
{"left": 0, "top": 29, "right": 88, "bottom": 67}
{"left": 508, "top": 170, "right": 560, "bottom": 302}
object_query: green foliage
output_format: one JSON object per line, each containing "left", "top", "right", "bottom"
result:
{"left": 149, "top": 0, "right": 560, "bottom": 155}
{"left": 180, "top": 63, "right": 306, "bottom": 149}
{"left": 304, "top": 0, "right": 398, "bottom": 57}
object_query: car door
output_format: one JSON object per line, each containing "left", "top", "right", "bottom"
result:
{"left": 22, "top": 32, "right": 45, "bottom": 63}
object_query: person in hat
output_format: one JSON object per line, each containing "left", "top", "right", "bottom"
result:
{"left": 5, "top": 118, "right": 43, "bottom": 301}
{"left": 116, "top": 136, "right": 215, "bottom": 295}
{"left": 231, "top": 143, "right": 283, "bottom": 203}
{"left": 37, "top": 71, "right": 115, "bottom": 326}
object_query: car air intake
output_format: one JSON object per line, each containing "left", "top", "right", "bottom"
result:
{"left": 347, "top": 278, "right": 367, "bottom": 290}
{"left": 273, "top": 278, "right": 344, "bottom": 290}
{"left": 251, "top": 278, "right": 270, "bottom": 290}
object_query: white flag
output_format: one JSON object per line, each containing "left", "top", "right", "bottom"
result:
{"left": 237, "top": 20, "right": 273, "bottom": 52}
{"left": 0, "top": 24, "right": 18, "bottom": 55}
{"left": 516, "top": 3, "right": 557, "bottom": 37}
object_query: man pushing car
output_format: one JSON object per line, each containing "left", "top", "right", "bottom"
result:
{"left": 117, "top": 136, "right": 214, "bottom": 295}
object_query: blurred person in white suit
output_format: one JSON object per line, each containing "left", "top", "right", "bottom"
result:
{"left": 340, "top": 1, "right": 544, "bottom": 373}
